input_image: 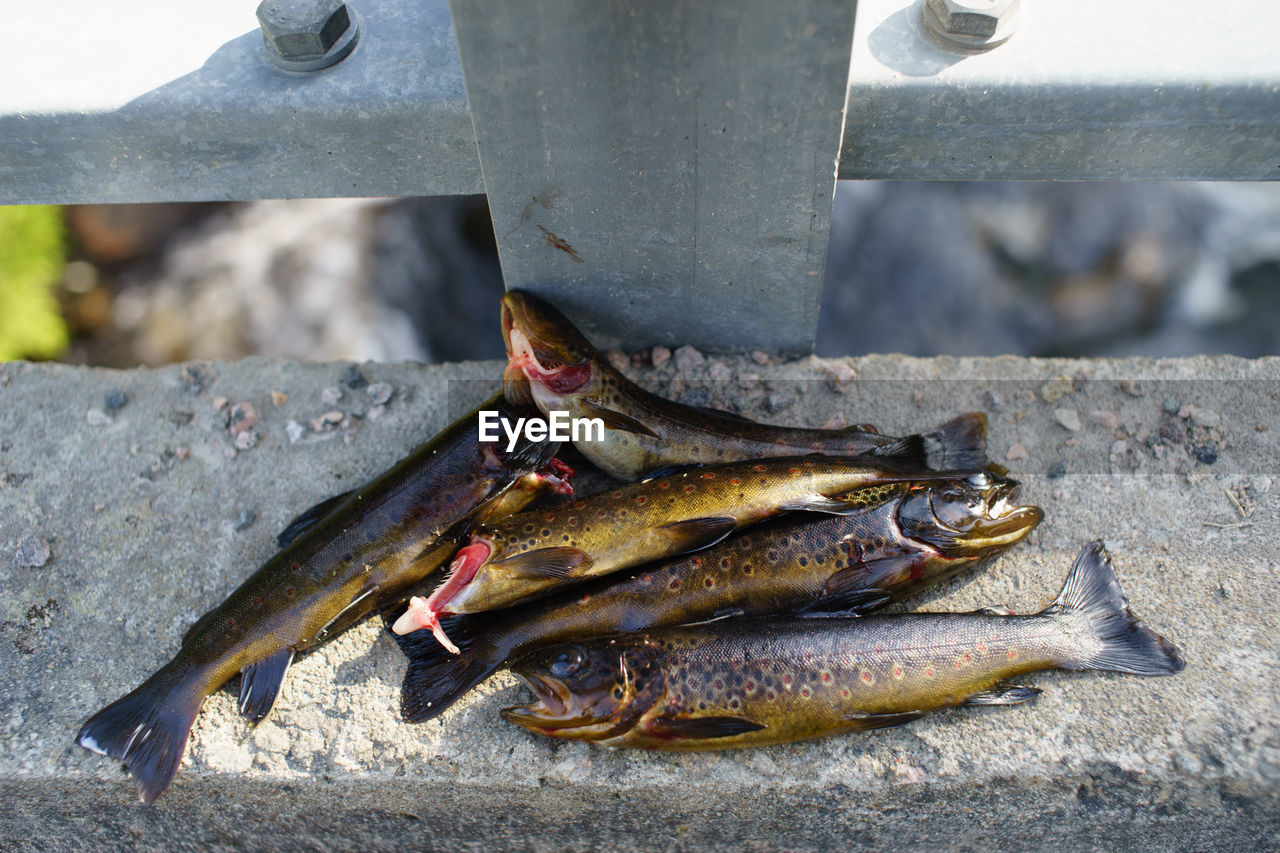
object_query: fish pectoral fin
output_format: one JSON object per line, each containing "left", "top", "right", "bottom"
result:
{"left": 659, "top": 516, "right": 738, "bottom": 552}
{"left": 277, "top": 489, "right": 355, "bottom": 548}
{"left": 492, "top": 547, "right": 593, "bottom": 580}
{"left": 963, "top": 685, "right": 1040, "bottom": 706}
{"left": 647, "top": 715, "right": 766, "bottom": 740}
{"left": 842, "top": 710, "right": 924, "bottom": 730}
{"left": 238, "top": 648, "right": 295, "bottom": 725}
{"left": 579, "top": 398, "right": 661, "bottom": 438}
{"left": 794, "top": 586, "right": 891, "bottom": 618}
{"left": 779, "top": 495, "right": 876, "bottom": 517}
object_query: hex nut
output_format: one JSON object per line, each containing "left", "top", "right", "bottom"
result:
{"left": 256, "top": 0, "right": 361, "bottom": 72}
{"left": 922, "top": 0, "right": 1021, "bottom": 51}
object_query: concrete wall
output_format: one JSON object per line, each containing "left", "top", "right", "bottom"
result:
{"left": 1, "top": 354, "right": 1276, "bottom": 851}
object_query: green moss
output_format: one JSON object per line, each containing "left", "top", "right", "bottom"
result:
{"left": 0, "top": 205, "right": 69, "bottom": 361}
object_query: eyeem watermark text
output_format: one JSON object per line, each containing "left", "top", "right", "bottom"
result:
{"left": 478, "top": 410, "right": 604, "bottom": 451}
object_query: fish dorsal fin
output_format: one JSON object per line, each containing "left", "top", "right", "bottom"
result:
{"left": 579, "top": 398, "right": 660, "bottom": 438}
{"left": 964, "top": 685, "right": 1040, "bottom": 706}
{"left": 659, "top": 516, "right": 738, "bottom": 552}
{"left": 238, "top": 648, "right": 295, "bottom": 725}
{"left": 842, "top": 710, "right": 924, "bottom": 730}
{"left": 277, "top": 489, "right": 355, "bottom": 548}
{"left": 641, "top": 462, "right": 703, "bottom": 482}
{"left": 864, "top": 435, "right": 929, "bottom": 469}
{"left": 491, "top": 546, "right": 592, "bottom": 580}
{"left": 695, "top": 404, "right": 757, "bottom": 425}
{"left": 778, "top": 495, "right": 878, "bottom": 516}
{"left": 647, "top": 715, "right": 766, "bottom": 740}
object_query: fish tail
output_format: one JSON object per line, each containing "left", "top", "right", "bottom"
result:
{"left": 76, "top": 661, "right": 212, "bottom": 804}
{"left": 386, "top": 613, "right": 505, "bottom": 722}
{"left": 1041, "top": 540, "right": 1185, "bottom": 676}
{"left": 923, "top": 412, "right": 989, "bottom": 471}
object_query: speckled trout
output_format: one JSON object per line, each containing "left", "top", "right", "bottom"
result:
{"left": 389, "top": 470, "right": 1042, "bottom": 722}
{"left": 393, "top": 454, "right": 984, "bottom": 652}
{"left": 500, "top": 290, "right": 989, "bottom": 480}
{"left": 501, "top": 541, "right": 1183, "bottom": 748}
{"left": 76, "top": 394, "right": 571, "bottom": 804}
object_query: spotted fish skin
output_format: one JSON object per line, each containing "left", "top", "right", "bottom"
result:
{"left": 501, "top": 290, "right": 989, "bottom": 480}
{"left": 392, "top": 472, "right": 1043, "bottom": 722}
{"left": 502, "top": 542, "right": 1184, "bottom": 749}
{"left": 425, "top": 454, "right": 981, "bottom": 620}
{"left": 75, "top": 393, "right": 566, "bottom": 804}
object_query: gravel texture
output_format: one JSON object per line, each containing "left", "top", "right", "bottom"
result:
{"left": 0, "top": 355, "right": 1277, "bottom": 851}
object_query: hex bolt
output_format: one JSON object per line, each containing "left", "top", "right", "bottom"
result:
{"left": 922, "top": 0, "right": 1021, "bottom": 52}
{"left": 256, "top": 0, "right": 361, "bottom": 72}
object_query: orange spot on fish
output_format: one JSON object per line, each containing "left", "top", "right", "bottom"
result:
{"left": 636, "top": 496, "right": 646, "bottom": 504}
{"left": 669, "top": 579, "right": 681, "bottom": 590}
{"left": 641, "top": 574, "right": 651, "bottom": 583}
{"left": 924, "top": 668, "right": 934, "bottom": 678}
{"left": 782, "top": 675, "right": 792, "bottom": 686}
{"left": 692, "top": 558, "right": 702, "bottom": 567}
{"left": 702, "top": 472, "right": 715, "bottom": 479}
{"left": 658, "top": 482, "right": 669, "bottom": 489}
{"left": 800, "top": 687, "right": 812, "bottom": 698}
{"left": 754, "top": 465, "right": 766, "bottom": 472}
{"left": 730, "top": 478, "right": 740, "bottom": 485}
{"left": 821, "top": 672, "right": 832, "bottom": 683}
{"left": 860, "top": 672, "right": 872, "bottom": 684}
{"left": 840, "top": 688, "right": 850, "bottom": 699}
{"left": 1007, "top": 649, "right": 1018, "bottom": 660}
{"left": 976, "top": 641, "right": 987, "bottom": 652}
{"left": 892, "top": 666, "right": 904, "bottom": 679}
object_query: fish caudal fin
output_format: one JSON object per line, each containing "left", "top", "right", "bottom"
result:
{"left": 922, "top": 412, "right": 989, "bottom": 471}
{"left": 76, "top": 663, "right": 211, "bottom": 804}
{"left": 384, "top": 612, "right": 505, "bottom": 723}
{"left": 1042, "top": 540, "right": 1185, "bottom": 676}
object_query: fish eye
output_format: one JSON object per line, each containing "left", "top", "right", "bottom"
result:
{"left": 966, "top": 472, "right": 991, "bottom": 489}
{"left": 548, "top": 645, "right": 585, "bottom": 678}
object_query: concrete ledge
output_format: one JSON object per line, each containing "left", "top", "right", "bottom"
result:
{"left": 1, "top": 355, "right": 1277, "bottom": 850}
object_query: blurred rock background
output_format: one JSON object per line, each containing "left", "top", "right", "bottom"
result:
{"left": 7, "top": 181, "right": 1280, "bottom": 366}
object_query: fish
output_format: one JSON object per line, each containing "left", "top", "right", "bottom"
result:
{"left": 500, "top": 289, "right": 989, "bottom": 480}
{"left": 389, "top": 470, "right": 1043, "bottom": 722}
{"left": 76, "top": 393, "right": 572, "bottom": 804}
{"left": 501, "top": 541, "right": 1184, "bottom": 749}
{"left": 392, "top": 454, "right": 987, "bottom": 651}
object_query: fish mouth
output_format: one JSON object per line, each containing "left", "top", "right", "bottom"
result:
{"left": 898, "top": 475, "right": 1043, "bottom": 557}
{"left": 390, "top": 540, "right": 494, "bottom": 652}
{"left": 502, "top": 669, "right": 602, "bottom": 734}
{"left": 501, "top": 292, "right": 595, "bottom": 397}
{"left": 962, "top": 479, "right": 1043, "bottom": 551}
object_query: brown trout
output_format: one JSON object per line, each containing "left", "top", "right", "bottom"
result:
{"left": 76, "top": 394, "right": 571, "bottom": 804}
{"left": 393, "top": 454, "right": 984, "bottom": 651}
{"left": 501, "top": 290, "right": 989, "bottom": 480}
{"left": 502, "top": 541, "right": 1183, "bottom": 748}
{"left": 389, "top": 470, "right": 1042, "bottom": 722}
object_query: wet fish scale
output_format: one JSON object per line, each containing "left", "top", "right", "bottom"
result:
{"left": 502, "top": 543, "right": 1184, "bottom": 750}
{"left": 500, "top": 289, "right": 991, "bottom": 480}
{"left": 436, "top": 456, "right": 967, "bottom": 617}
{"left": 392, "top": 473, "right": 1043, "bottom": 722}
{"left": 647, "top": 617, "right": 1060, "bottom": 735}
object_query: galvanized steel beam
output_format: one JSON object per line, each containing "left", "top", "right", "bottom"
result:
{"left": 448, "top": 0, "right": 857, "bottom": 354}
{"left": 0, "top": 1, "right": 481, "bottom": 204}
{"left": 2, "top": 0, "right": 1277, "bottom": 205}
{"left": 841, "top": 0, "right": 1280, "bottom": 180}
